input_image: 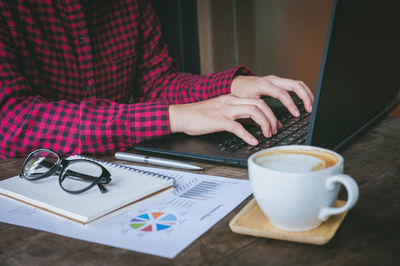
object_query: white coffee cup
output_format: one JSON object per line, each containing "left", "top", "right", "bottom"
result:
{"left": 248, "top": 145, "right": 359, "bottom": 232}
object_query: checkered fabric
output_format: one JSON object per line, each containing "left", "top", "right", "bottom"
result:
{"left": 0, "top": 0, "right": 251, "bottom": 159}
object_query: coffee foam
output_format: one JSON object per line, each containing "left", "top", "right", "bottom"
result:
{"left": 254, "top": 148, "right": 338, "bottom": 173}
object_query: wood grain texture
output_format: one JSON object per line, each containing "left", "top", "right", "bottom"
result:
{"left": 0, "top": 116, "right": 399, "bottom": 265}
{"left": 229, "top": 199, "right": 347, "bottom": 245}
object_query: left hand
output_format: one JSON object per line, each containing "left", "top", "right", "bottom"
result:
{"left": 230, "top": 75, "right": 314, "bottom": 117}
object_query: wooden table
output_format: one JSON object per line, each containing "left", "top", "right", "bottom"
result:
{"left": 1, "top": 116, "right": 399, "bottom": 265}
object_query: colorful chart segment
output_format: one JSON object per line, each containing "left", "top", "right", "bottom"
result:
{"left": 130, "top": 212, "right": 177, "bottom": 232}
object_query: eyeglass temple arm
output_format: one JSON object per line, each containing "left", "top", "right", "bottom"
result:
{"left": 97, "top": 184, "right": 107, "bottom": 193}
{"left": 64, "top": 170, "right": 102, "bottom": 182}
{"left": 63, "top": 169, "right": 110, "bottom": 185}
{"left": 64, "top": 171, "right": 108, "bottom": 193}
{"left": 40, "top": 160, "right": 56, "bottom": 168}
{"left": 39, "top": 160, "right": 103, "bottom": 182}
{"left": 34, "top": 160, "right": 60, "bottom": 178}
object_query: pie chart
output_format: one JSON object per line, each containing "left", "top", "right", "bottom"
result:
{"left": 130, "top": 212, "right": 177, "bottom": 232}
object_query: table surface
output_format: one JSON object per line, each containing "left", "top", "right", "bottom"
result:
{"left": 1, "top": 116, "right": 399, "bottom": 266}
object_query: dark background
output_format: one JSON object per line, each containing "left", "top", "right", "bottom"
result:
{"left": 151, "top": 0, "right": 201, "bottom": 74}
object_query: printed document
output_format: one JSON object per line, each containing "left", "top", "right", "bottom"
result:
{"left": 0, "top": 166, "right": 251, "bottom": 258}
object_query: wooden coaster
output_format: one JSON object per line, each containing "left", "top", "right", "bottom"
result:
{"left": 229, "top": 198, "right": 347, "bottom": 245}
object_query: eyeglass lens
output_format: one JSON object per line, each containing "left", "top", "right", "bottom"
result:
{"left": 22, "top": 150, "right": 59, "bottom": 179}
{"left": 60, "top": 161, "right": 104, "bottom": 192}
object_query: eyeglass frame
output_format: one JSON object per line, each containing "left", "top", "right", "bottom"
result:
{"left": 19, "top": 149, "right": 112, "bottom": 194}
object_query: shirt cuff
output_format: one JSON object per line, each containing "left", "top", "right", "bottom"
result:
{"left": 228, "top": 65, "right": 255, "bottom": 93}
{"left": 205, "top": 65, "right": 254, "bottom": 98}
{"left": 129, "top": 101, "right": 170, "bottom": 144}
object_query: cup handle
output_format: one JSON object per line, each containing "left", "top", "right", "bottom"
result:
{"left": 318, "top": 174, "right": 359, "bottom": 221}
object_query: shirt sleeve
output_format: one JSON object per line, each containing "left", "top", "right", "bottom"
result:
{"left": 0, "top": 18, "right": 169, "bottom": 159}
{"left": 135, "top": 0, "right": 253, "bottom": 104}
{"left": 0, "top": 1, "right": 253, "bottom": 160}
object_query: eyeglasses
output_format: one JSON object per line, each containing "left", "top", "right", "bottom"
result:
{"left": 19, "top": 149, "right": 112, "bottom": 194}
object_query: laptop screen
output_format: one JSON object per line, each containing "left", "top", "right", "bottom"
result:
{"left": 307, "top": 0, "right": 400, "bottom": 150}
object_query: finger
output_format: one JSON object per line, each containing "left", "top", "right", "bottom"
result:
{"left": 229, "top": 104, "right": 273, "bottom": 138}
{"left": 226, "top": 120, "right": 258, "bottom": 145}
{"left": 229, "top": 97, "right": 279, "bottom": 134}
{"left": 258, "top": 84, "right": 300, "bottom": 117}
{"left": 277, "top": 80, "right": 313, "bottom": 113}
{"left": 299, "top": 80, "right": 314, "bottom": 101}
{"left": 290, "top": 80, "right": 314, "bottom": 112}
{"left": 270, "top": 77, "right": 314, "bottom": 113}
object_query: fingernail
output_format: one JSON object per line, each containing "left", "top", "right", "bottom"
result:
{"left": 273, "top": 128, "right": 277, "bottom": 134}
{"left": 294, "top": 109, "right": 300, "bottom": 116}
{"left": 251, "top": 139, "right": 258, "bottom": 145}
{"left": 309, "top": 104, "right": 313, "bottom": 112}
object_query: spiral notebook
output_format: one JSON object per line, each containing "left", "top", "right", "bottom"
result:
{"left": 0, "top": 155, "right": 175, "bottom": 224}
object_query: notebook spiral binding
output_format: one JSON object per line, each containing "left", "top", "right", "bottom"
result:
{"left": 77, "top": 154, "right": 177, "bottom": 187}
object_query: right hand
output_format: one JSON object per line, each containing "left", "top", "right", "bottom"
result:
{"left": 168, "top": 94, "right": 281, "bottom": 145}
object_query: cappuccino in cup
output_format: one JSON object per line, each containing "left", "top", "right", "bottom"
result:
{"left": 248, "top": 145, "right": 359, "bottom": 232}
{"left": 254, "top": 148, "right": 338, "bottom": 173}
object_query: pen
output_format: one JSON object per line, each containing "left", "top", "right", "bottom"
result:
{"left": 115, "top": 152, "right": 203, "bottom": 171}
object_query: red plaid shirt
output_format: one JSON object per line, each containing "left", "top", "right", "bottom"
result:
{"left": 0, "top": 0, "right": 251, "bottom": 159}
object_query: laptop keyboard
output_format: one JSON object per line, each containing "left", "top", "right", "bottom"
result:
{"left": 214, "top": 105, "right": 311, "bottom": 155}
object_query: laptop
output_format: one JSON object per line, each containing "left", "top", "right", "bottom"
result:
{"left": 134, "top": 0, "right": 400, "bottom": 166}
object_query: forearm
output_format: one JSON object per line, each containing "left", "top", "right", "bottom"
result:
{"left": 0, "top": 79, "right": 170, "bottom": 159}
{"left": 138, "top": 65, "right": 253, "bottom": 104}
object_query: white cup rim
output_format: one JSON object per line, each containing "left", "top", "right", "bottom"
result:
{"left": 248, "top": 145, "right": 343, "bottom": 175}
